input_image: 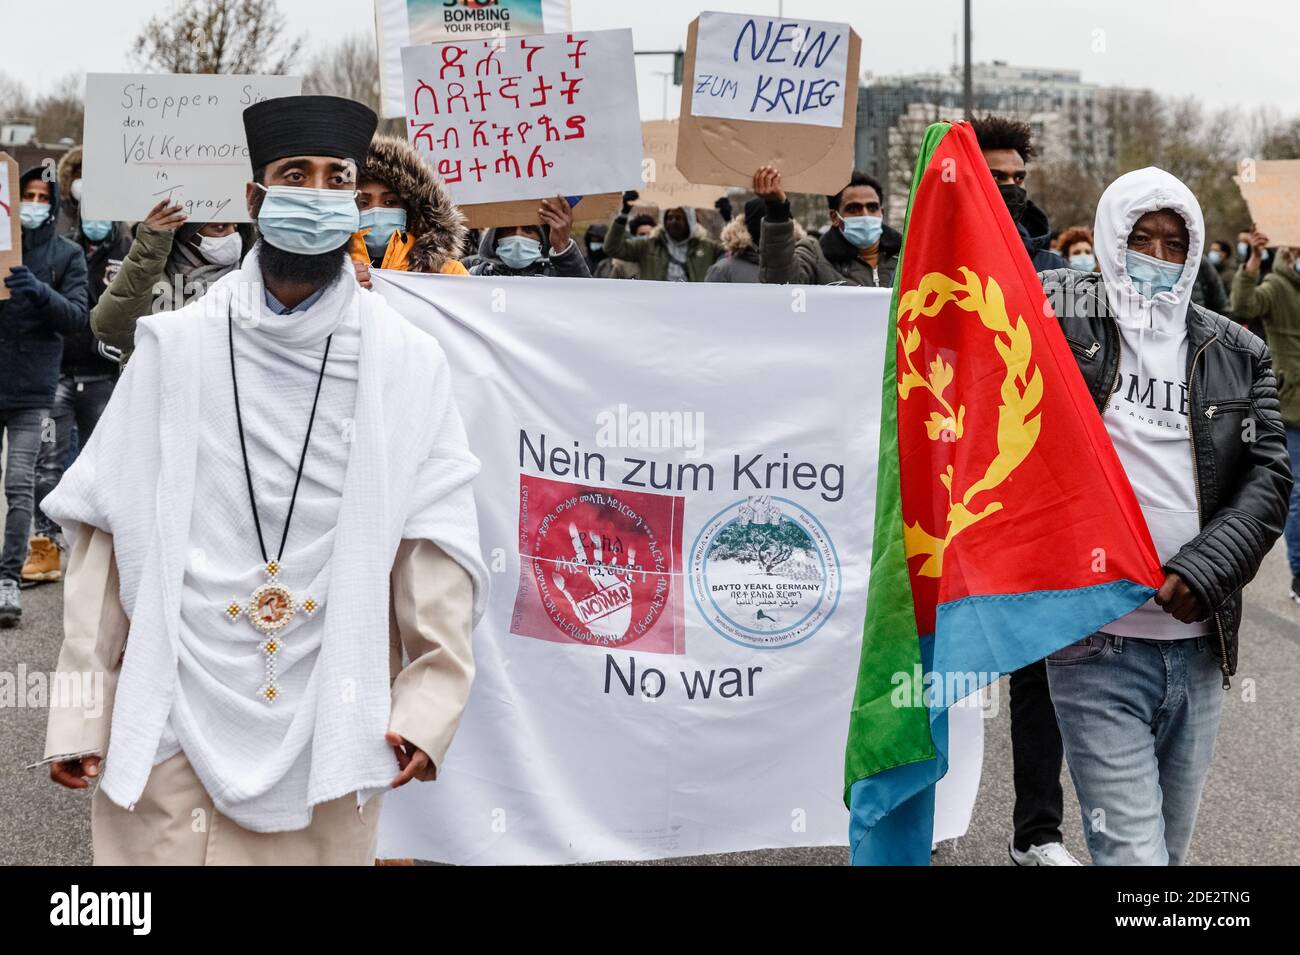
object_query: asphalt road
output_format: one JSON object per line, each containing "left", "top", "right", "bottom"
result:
{"left": 2, "top": 543, "right": 1297, "bottom": 866}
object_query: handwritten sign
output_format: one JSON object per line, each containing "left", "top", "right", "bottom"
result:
{"left": 401, "top": 29, "right": 642, "bottom": 207}
{"left": 377, "top": 0, "right": 573, "bottom": 118}
{"left": 1235, "top": 159, "right": 1300, "bottom": 247}
{"left": 81, "top": 72, "right": 302, "bottom": 223}
{"left": 639, "top": 120, "right": 724, "bottom": 210}
{"left": 0, "top": 151, "right": 20, "bottom": 298}
{"left": 689, "top": 12, "right": 850, "bottom": 129}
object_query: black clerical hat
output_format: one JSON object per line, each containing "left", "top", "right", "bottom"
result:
{"left": 242, "top": 95, "right": 378, "bottom": 173}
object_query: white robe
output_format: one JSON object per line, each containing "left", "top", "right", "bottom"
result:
{"left": 41, "top": 249, "right": 489, "bottom": 831}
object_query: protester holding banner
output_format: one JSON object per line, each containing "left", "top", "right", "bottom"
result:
{"left": 753, "top": 166, "right": 900, "bottom": 288}
{"left": 704, "top": 199, "right": 764, "bottom": 283}
{"left": 23, "top": 154, "right": 130, "bottom": 585}
{"left": 467, "top": 196, "right": 591, "bottom": 278}
{"left": 1041, "top": 168, "right": 1291, "bottom": 865}
{"left": 349, "top": 135, "right": 469, "bottom": 290}
{"left": 0, "top": 167, "right": 89, "bottom": 629}
{"left": 41, "top": 94, "right": 488, "bottom": 865}
{"left": 90, "top": 203, "right": 251, "bottom": 366}
{"left": 1229, "top": 228, "right": 1300, "bottom": 603}
{"left": 603, "top": 191, "right": 721, "bottom": 282}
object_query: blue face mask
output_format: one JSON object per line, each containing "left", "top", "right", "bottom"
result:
{"left": 360, "top": 207, "right": 407, "bottom": 255}
{"left": 81, "top": 217, "right": 113, "bottom": 242}
{"left": 1236, "top": 242, "right": 1249, "bottom": 260}
{"left": 497, "top": 234, "right": 542, "bottom": 270}
{"left": 1207, "top": 249, "right": 1224, "bottom": 267}
{"left": 255, "top": 184, "right": 359, "bottom": 255}
{"left": 1126, "top": 249, "right": 1185, "bottom": 297}
{"left": 19, "top": 201, "right": 50, "bottom": 230}
{"left": 1069, "top": 253, "right": 1096, "bottom": 272}
{"left": 840, "top": 215, "right": 883, "bottom": 249}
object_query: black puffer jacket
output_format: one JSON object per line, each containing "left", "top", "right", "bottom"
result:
{"left": 1041, "top": 268, "right": 1292, "bottom": 682}
{"left": 0, "top": 167, "right": 89, "bottom": 411}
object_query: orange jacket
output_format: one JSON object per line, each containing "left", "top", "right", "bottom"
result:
{"left": 350, "top": 230, "right": 468, "bottom": 276}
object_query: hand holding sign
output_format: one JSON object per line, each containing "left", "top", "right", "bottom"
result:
{"left": 538, "top": 195, "right": 574, "bottom": 253}
{"left": 676, "top": 14, "right": 860, "bottom": 196}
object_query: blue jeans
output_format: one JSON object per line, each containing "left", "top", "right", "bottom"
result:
{"left": 0, "top": 408, "right": 49, "bottom": 582}
{"left": 34, "top": 375, "right": 115, "bottom": 538}
{"left": 1286, "top": 427, "right": 1300, "bottom": 576}
{"left": 1047, "top": 633, "right": 1224, "bottom": 865}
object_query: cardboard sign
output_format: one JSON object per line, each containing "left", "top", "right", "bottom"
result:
{"left": 81, "top": 72, "right": 303, "bottom": 223}
{"left": 1235, "top": 159, "right": 1300, "bottom": 247}
{"left": 377, "top": 0, "right": 573, "bottom": 118}
{"left": 676, "top": 16, "right": 859, "bottom": 196}
{"left": 401, "top": 29, "right": 642, "bottom": 208}
{"left": 460, "top": 192, "right": 620, "bottom": 229}
{"left": 0, "top": 152, "right": 20, "bottom": 300}
{"left": 638, "top": 120, "right": 726, "bottom": 210}
{"left": 690, "top": 12, "right": 849, "bottom": 128}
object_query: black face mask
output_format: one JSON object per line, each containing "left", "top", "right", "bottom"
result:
{"left": 999, "top": 184, "right": 1028, "bottom": 223}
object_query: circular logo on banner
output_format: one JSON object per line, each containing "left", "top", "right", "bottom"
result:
{"left": 530, "top": 489, "right": 671, "bottom": 649}
{"left": 689, "top": 496, "right": 841, "bottom": 649}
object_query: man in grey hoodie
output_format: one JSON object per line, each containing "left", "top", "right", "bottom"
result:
{"left": 1039, "top": 168, "right": 1290, "bottom": 865}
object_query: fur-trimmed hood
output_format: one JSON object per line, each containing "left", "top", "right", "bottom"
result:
{"left": 724, "top": 216, "right": 807, "bottom": 252}
{"left": 57, "top": 145, "right": 82, "bottom": 213}
{"left": 360, "top": 135, "right": 467, "bottom": 272}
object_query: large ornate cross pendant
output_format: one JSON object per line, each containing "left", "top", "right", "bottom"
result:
{"left": 222, "top": 560, "right": 319, "bottom": 704}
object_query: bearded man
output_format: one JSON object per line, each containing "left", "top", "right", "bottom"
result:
{"left": 38, "top": 95, "right": 487, "bottom": 865}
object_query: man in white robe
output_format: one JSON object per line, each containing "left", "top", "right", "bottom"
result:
{"left": 38, "top": 95, "right": 487, "bottom": 864}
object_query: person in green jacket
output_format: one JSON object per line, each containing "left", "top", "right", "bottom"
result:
{"left": 752, "top": 164, "right": 900, "bottom": 288}
{"left": 91, "top": 199, "right": 250, "bottom": 366}
{"left": 1231, "top": 225, "right": 1300, "bottom": 602}
{"left": 602, "top": 191, "right": 722, "bottom": 282}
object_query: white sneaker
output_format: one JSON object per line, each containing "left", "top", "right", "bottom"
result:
{"left": 1008, "top": 836, "right": 1082, "bottom": 866}
{"left": 0, "top": 579, "right": 21, "bottom": 629}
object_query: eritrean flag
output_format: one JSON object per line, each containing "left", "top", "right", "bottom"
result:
{"left": 844, "top": 121, "right": 1165, "bottom": 865}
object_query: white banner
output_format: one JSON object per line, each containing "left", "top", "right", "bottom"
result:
{"left": 377, "top": 0, "right": 573, "bottom": 119}
{"left": 369, "top": 272, "right": 881, "bottom": 863}
{"left": 80, "top": 72, "right": 302, "bottom": 223}
{"left": 400, "top": 29, "right": 642, "bottom": 207}
{"left": 689, "top": 12, "right": 850, "bottom": 128}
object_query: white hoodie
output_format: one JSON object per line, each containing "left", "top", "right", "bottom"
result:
{"left": 1094, "top": 167, "right": 1209, "bottom": 639}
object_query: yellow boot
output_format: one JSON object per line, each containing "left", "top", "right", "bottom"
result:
{"left": 21, "top": 536, "right": 62, "bottom": 583}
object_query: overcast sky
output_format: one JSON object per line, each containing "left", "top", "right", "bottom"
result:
{"left": 4, "top": 0, "right": 1295, "bottom": 121}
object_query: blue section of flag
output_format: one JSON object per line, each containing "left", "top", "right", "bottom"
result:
{"left": 848, "top": 579, "right": 1154, "bottom": 865}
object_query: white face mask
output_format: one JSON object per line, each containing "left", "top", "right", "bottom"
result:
{"left": 198, "top": 231, "right": 243, "bottom": 267}
{"left": 70, "top": 178, "right": 83, "bottom": 202}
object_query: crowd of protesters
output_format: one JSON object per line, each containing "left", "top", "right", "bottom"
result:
{"left": 1, "top": 114, "right": 1295, "bottom": 869}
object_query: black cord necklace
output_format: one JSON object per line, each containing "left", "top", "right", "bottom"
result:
{"left": 221, "top": 298, "right": 333, "bottom": 704}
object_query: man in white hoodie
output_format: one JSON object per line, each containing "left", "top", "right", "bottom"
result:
{"left": 1039, "top": 168, "right": 1291, "bottom": 865}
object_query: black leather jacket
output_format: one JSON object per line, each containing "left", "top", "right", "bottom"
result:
{"left": 1040, "top": 268, "right": 1292, "bottom": 684}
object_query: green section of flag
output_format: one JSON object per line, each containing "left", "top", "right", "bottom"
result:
{"left": 843, "top": 122, "right": 953, "bottom": 798}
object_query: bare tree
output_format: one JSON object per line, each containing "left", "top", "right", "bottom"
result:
{"left": 303, "top": 32, "right": 401, "bottom": 136}
{"left": 0, "top": 71, "right": 33, "bottom": 119}
{"left": 32, "top": 74, "right": 85, "bottom": 143}
{"left": 131, "top": 0, "right": 303, "bottom": 75}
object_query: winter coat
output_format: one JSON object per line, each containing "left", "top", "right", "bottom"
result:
{"left": 705, "top": 218, "right": 762, "bottom": 283}
{"left": 602, "top": 215, "right": 721, "bottom": 282}
{"left": 0, "top": 166, "right": 89, "bottom": 410}
{"left": 468, "top": 227, "right": 592, "bottom": 278}
{"left": 91, "top": 223, "right": 250, "bottom": 366}
{"left": 1231, "top": 262, "right": 1300, "bottom": 427}
{"left": 760, "top": 206, "right": 900, "bottom": 287}
{"left": 349, "top": 135, "right": 470, "bottom": 276}
{"left": 62, "top": 222, "right": 133, "bottom": 376}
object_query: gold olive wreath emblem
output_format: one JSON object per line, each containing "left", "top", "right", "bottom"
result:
{"left": 897, "top": 267, "right": 1044, "bottom": 577}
